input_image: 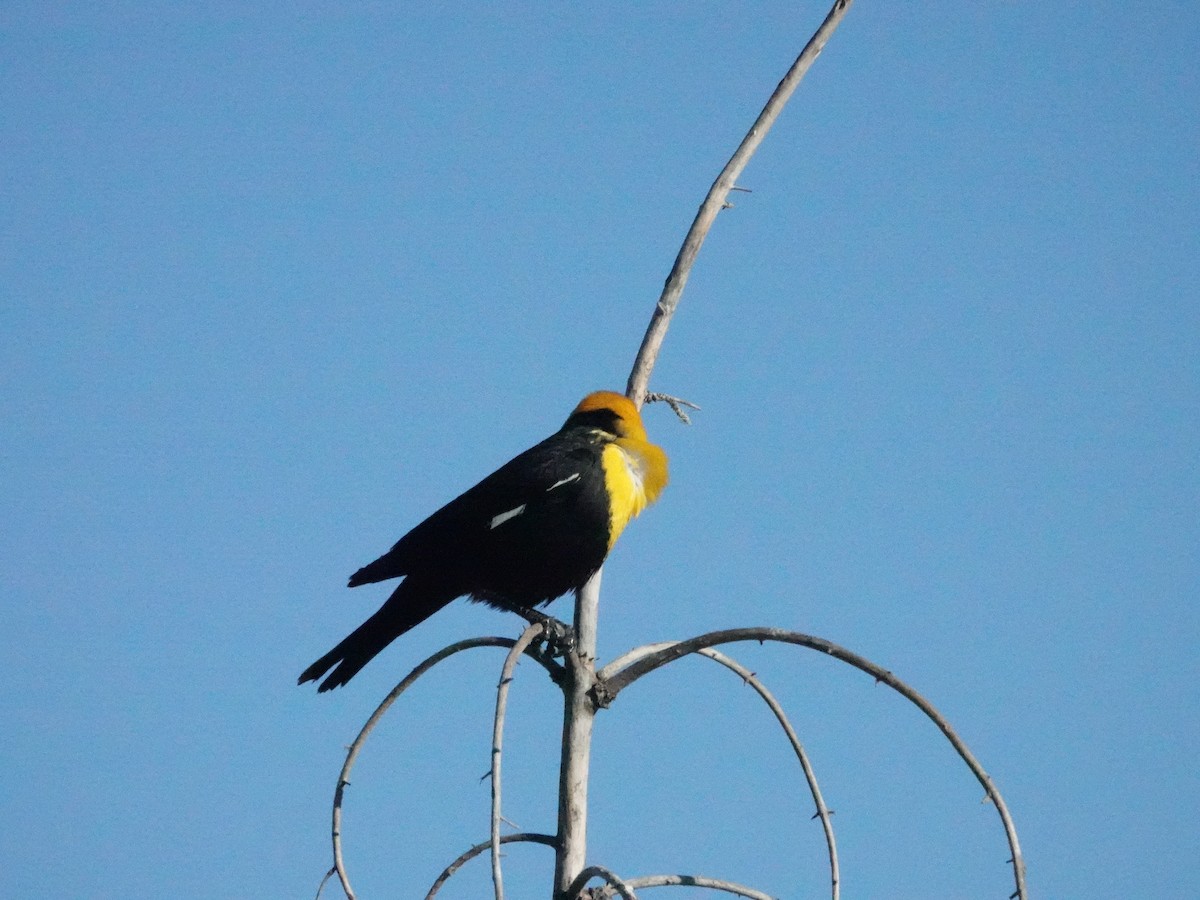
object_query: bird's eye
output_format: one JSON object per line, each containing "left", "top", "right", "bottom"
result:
{"left": 568, "top": 408, "right": 623, "bottom": 434}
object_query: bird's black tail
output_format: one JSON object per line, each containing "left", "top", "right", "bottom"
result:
{"left": 299, "top": 576, "right": 458, "bottom": 692}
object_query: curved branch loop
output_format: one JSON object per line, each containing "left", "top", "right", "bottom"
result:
{"left": 425, "top": 832, "right": 559, "bottom": 900}
{"left": 697, "top": 648, "right": 839, "bottom": 900}
{"left": 601, "top": 627, "right": 1026, "bottom": 900}
{"left": 625, "top": 873, "right": 776, "bottom": 900}
{"left": 328, "top": 636, "right": 561, "bottom": 900}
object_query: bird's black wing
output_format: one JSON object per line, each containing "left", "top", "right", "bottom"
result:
{"left": 347, "top": 427, "right": 609, "bottom": 600}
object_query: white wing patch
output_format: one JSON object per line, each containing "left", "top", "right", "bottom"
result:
{"left": 490, "top": 472, "right": 579, "bottom": 530}
{"left": 546, "top": 473, "right": 581, "bottom": 492}
{"left": 489, "top": 504, "right": 527, "bottom": 529}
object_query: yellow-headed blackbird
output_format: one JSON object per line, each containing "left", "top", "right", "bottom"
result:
{"left": 299, "top": 390, "right": 668, "bottom": 691}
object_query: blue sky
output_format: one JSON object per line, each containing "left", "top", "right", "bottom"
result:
{"left": 3, "top": 2, "right": 1197, "bottom": 898}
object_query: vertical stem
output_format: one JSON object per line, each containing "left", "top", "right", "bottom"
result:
{"left": 491, "top": 624, "right": 546, "bottom": 900}
{"left": 552, "top": 568, "right": 602, "bottom": 899}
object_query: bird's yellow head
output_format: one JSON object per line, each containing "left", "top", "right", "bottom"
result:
{"left": 565, "top": 390, "right": 650, "bottom": 441}
{"left": 565, "top": 390, "right": 668, "bottom": 545}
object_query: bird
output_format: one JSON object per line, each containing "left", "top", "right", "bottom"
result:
{"left": 299, "top": 390, "right": 669, "bottom": 692}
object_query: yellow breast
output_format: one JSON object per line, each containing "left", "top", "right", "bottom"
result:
{"left": 599, "top": 437, "right": 669, "bottom": 549}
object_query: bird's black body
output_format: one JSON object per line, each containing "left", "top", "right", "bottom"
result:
{"left": 350, "top": 426, "right": 613, "bottom": 604}
{"left": 299, "top": 408, "right": 623, "bottom": 692}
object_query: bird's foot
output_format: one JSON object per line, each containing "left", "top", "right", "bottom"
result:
{"left": 510, "top": 606, "right": 574, "bottom": 657}
{"left": 537, "top": 615, "right": 576, "bottom": 657}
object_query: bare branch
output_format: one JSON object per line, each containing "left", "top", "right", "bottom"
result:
{"left": 597, "top": 641, "right": 678, "bottom": 682}
{"left": 600, "top": 627, "right": 1026, "bottom": 900}
{"left": 424, "top": 833, "right": 558, "bottom": 900}
{"left": 568, "top": 864, "right": 638, "bottom": 900}
{"left": 625, "top": 0, "right": 856, "bottom": 407}
{"left": 553, "top": 571, "right": 602, "bottom": 898}
{"left": 625, "top": 873, "right": 777, "bottom": 900}
{"left": 326, "top": 636, "right": 562, "bottom": 900}
{"left": 490, "top": 623, "right": 547, "bottom": 900}
{"left": 697, "top": 648, "right": 839, "bottom": 900}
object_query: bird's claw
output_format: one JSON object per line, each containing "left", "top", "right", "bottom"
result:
{"left": 524, "top": 611, "right": 574, "bottom": 658}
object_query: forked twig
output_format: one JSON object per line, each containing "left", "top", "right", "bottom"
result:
{"left": 425, "top": 833, "right": 559, "bottom": 899}
{"left": 600, "top": 628, "right": 1026, "bottom": 900}
{"left": 313, "top": 865, "right": 337, "bottom": 900}
{"left": 490, "top": 623, "right": 547, "bottom": 900}
{"left": 697, "top": 648, "right": 839, "bottom": 900}
{"left": 643, "top": 392, "right": 701, "bottom": 425}
{"left": 326, "top": 636, "right": 561, "bottom": 900}
{"left": 625, "top": 0, "right": 856, "bottom": 406}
